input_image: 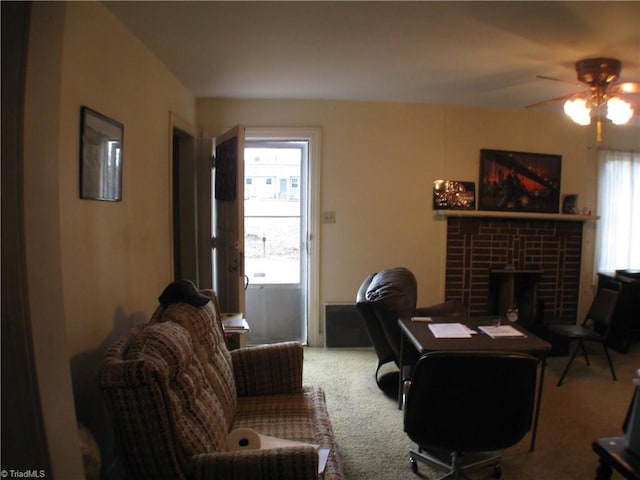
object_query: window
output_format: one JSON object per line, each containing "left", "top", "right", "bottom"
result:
{"left": 596, "top": 150, "right": 640, "bottom": 273}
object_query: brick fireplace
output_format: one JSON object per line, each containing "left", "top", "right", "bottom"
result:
{"left": 444, "top": 217, "right": 583, "bottom": 324}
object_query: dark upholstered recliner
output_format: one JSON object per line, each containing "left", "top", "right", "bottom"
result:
{"left": 356, "top": 267, "right": 465, "bottom": 389}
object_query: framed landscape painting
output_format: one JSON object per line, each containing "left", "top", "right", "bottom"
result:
{"left": 478, "top": 149, "right": 561, "bottom": 213}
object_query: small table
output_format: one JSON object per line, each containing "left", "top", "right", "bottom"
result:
{"left": 592, "top": 437, "right": 640, "bottom": 480}
{"left": 398, "top": 316, "right": 551, "bottom": 451}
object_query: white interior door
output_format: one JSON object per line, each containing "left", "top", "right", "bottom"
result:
{"left": 214, "top": 125, "right": 245, "bottom": 313}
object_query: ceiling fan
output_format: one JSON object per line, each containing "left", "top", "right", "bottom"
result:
{"left": 527, "top": 58, "right": 640, "bottom": 143}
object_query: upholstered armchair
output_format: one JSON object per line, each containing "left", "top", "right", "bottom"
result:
{"left": 356, "top": 267, "right": 465, "bottom": 390}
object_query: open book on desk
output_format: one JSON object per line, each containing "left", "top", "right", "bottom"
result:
{"left": 478, "top": 325, "right": 526, "bottom": 338}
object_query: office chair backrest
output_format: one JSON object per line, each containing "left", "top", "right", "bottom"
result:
{"left": 404, "top": 351, "right": 537, "bottom": 453}
{"left": 585, "top": 287, "right": 620, "bottom": 337}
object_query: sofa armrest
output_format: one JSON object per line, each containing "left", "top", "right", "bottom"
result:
{"left": 188, "top": 445, "right": 319, "bottom": 480}
{"left": 415, "top": 300, "right": 466, "bottom": 317}
{"left": 231, "top": 341, "right": 303, "bottom": 396}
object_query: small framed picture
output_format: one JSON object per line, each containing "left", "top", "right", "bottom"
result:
{"left": 80, "top": 106, "right": 123, "bottom": 201}
{"left": 433, "top": 180, "right": 475, "bottom": 210}
{"left": 562, "top": 194, "right": 579, "bottom": 214}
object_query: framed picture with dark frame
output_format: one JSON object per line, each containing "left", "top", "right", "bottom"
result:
{"left": 478, "top": 148, "right": 561, "bottom": 213}
{"left": 80, "top": 106, "right": 123, "bottom": 201}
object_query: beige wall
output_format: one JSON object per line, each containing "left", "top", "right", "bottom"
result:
{"left": 197, "top": 98, "right": 639, "bottom": 342}
{"left": 23, "top": 2, "right": 196, "bottom": 477}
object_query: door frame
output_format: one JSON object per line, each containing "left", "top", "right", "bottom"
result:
{"left": 245, "top": 127, "right": 322, "bottom": 346}
{"left": 169, "top": 112, "right": 198, "bottom": 282}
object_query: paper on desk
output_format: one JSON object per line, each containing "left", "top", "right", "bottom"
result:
{"left": 478, "top": 325, "right": 526, "bottom": 338}
{"left": 428, "top": 323, "right": 474, "bottom": 338}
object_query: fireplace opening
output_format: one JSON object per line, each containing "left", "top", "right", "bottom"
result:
{"left": 488, "top": 268, "right": 542, "bottom": 327}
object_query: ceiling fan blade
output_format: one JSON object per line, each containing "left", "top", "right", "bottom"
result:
{"left": 526, "top": 92, "right": 580, "bottom": 109}
{"left": 610, "top": 81, "right": 640, "bottom": 95}
{"left": 536, "top": 74, "right": 583, "bottom": 87}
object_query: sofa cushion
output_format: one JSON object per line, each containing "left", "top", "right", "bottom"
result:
{"left": 231, "top": 342, "right": 303, "bottom": 397}
{"left": 150, "top": 293, "right": 237, "bottom": 429}
{"left": 123, "top": 321, "right": 229, "bottom": 456}
{"left": 232, "top": 385, "right": 342, "bottom": 480}
{"left": 101, "top": 325, "right": 189, "bottom": 479}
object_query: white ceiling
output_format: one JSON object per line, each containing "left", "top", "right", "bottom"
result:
{"left": 105, "top": 1, "right": 640, "bottom": 113}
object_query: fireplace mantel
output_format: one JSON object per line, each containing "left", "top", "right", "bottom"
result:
{"left": 436, "top": 210, "right": 598, "bottom": 222}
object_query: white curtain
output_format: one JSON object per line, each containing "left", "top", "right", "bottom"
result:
{"left": 596, "top": 150, "right": 640, "bottom": 273}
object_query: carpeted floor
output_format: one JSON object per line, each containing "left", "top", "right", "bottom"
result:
{"left": 303, "top": 343, "right": 640, "bottom": 479}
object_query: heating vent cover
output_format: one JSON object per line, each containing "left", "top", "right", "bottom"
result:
{"left": 324, "top": 303, "right": 372, "bottom": 348}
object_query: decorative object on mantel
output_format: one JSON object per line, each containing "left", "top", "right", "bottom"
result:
{"left": 478, "top": 149, "right": 561, "bottom": 214}
{"left": 80, "top": 106, "right": 123, "bottom": 202}
{"left": 432, "top": 180, "right": 475, "bottom": 210}
{"left": 562, "top": 194, "right": 579, "bottom": 214}
{"left": 527, "top": 58, "right": 639, "bottom": 144}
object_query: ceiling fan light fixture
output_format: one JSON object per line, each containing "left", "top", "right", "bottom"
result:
{"left": 606, "top": 97, "right": 633, "bottom": 125}
{"left": 575, "top": 58, "right": 621, "bottom": 86}
{"left": 564, "top": 98, "right": 591, "bottom": 125}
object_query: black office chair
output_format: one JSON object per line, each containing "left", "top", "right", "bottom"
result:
{"left": 404, "top": 351, "right": 538, "bottom": 479}
{"left": 547, "top": 287, "right": 620, "bottom": 386}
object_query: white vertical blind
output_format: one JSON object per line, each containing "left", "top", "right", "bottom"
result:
{"left": 596, "top": 150, "right": 640, "bottom": 272}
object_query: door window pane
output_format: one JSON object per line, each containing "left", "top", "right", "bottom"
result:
{"left": 244, "top": 146, "right": 301, "bottom": 284}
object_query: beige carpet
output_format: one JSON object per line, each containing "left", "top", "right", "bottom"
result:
{"left": 303, "top": 344, "right": 640, "bottom": 479}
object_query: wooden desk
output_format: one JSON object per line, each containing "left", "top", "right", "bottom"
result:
{"left": 398, "top": 316, "right": 551, "bottom": 451}
{"left": 592, "top": 437, "right": 640, "bottom": 480}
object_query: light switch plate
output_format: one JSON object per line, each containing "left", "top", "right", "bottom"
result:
{"left": 322, "top": 211, "right": 336, "bottom": 224}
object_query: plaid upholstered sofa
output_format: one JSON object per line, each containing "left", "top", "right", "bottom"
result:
{"left": 100, "top": 289, "right": 343, "bottom": 480}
